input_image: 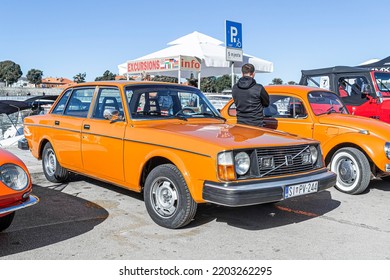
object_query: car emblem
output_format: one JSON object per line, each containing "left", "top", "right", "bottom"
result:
{"left": 285, "top": 155, "right": 293, "bottom": 166}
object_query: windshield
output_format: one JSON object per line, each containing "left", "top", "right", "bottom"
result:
{"left": 308, "top": 91, "right": 349, "bottom": 116}
{"left": 125, "top": 84, "right": 222, "bottom": 120}
{"left": 374, "top": 72, "right": 390, "bottom": 96}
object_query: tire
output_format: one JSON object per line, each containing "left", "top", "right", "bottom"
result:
{"left": 42, "top": 142, "right": 69, "bottom": 183}
{"left": 144, "top": 164, "right": 197, "bottom": 229}
{"left": 330, "top": 147, "right": 371, "bottom": 194}
{"left": 0, "top": 212, "right": 15, "bottom": 232}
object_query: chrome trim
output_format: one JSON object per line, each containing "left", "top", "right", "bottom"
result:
{"left": 0, "top": 195, "right": 39, "bottom": 215}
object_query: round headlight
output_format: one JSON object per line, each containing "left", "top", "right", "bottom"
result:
{"left": 385, "top": 142, "right": 390, "bottom": 159}
{"left": 0, "top": 164, "right": 29, "bottom": 191}
{"left": 309, "top": 146, "right": 318, "bottom": 164}
{"left": 235, "top": 152, "right": 250, "bottom": 175}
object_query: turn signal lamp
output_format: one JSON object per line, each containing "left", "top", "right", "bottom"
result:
{"left": 217, "top": 152, "right": 236, "bottom": 181}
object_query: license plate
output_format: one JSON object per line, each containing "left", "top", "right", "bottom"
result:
{"left": 284, "top": 181, "right": 318, "bottom": 199}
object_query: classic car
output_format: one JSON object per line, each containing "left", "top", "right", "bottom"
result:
{"left": 220, "top": 85, "right": 390, "bottom": 194}
{"left": 299, "top": 66, "right": 390, "bottom": 124}
{"left": 23, "top": 81, "right": 336, "bottom": 229}
{"left": 0, "top": 148, "right": 38, "bottom": 231}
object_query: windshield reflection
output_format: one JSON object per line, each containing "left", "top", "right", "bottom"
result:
{"left": 308, "top": 91, "right": 349, "bottom": 116}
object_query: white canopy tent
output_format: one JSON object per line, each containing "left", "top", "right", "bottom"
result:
{"left": 118, "top": 31, "right": 273, "bottom": 86}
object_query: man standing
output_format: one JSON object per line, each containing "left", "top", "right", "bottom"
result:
{"left": 232, "top": 63, "right": 270, "bottom": 127}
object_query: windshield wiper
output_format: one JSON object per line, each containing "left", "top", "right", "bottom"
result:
{"left": 192, "top": 112, "right": 226, "bottom": 121}
{"left": 170, "top": 115, "right": 188, "bottom": 121}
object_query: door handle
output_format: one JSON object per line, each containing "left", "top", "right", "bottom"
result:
{"left": 54, "top": 120, "right": 60, "bottom": 125}
{"left": 84, "top": 124, "right": 90, "bottom": 130}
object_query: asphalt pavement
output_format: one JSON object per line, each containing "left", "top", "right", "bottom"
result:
{"left": 1, "top": 146, "right": 390, "bottom": 260}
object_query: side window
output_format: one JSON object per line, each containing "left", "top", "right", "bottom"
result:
{"left": 268, "top": 95, "right": 307, "bottom": 119}
{"left": 306, "top": 76, "right": 329, "bottom": 89}
{"left": 52, "top": 90, "right": 71, "bottom": 115}
{"left": 64, "top": 88, "right": 94, "bottom": 117}
{"left": 337, "top": 76, "right": 370, "bottom": 97}
{"left": 92, "top": 88, "right": 123, "bottom": 120}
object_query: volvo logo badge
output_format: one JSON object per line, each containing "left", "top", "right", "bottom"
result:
{"left": 285, "top": 155, "right": 293, "bottom": 166}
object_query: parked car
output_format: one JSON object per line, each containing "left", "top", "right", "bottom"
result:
{"left": 220, "top": 85, "right": 390, "bottom": 194}
{"left": 299, "top": 66, "right": 390, "bottom": 124}
{"left": 23, "top": 81, "right": 336, "bottom": 229}
{"left": 0, "top": 148, "right": 38, "bottom": 231}
{"left": 205, "top": 94, "right": 232, "bottom": 110}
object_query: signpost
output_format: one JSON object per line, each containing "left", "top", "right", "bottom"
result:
{"left": 225, "top": 20, "right": 243, "bottom": 87}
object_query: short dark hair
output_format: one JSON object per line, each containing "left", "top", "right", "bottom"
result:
{"left": 241, "top": 63, "right": 255, "bottom": 75}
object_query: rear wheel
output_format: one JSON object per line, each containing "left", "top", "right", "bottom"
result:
{"left": 144, "top": 164, "right": 197, "bottom": 229}
{"left": 0, "top": 212, "right": 15, "bottom": 232}
{"left": 42, "top": 142, "right": 69, "bottom": 183}
{"left": 330, "top": 147, "right": 371, "bottom": 194}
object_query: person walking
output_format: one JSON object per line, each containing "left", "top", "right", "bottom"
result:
{"left": 232, "top": 63, "right": 270, "bottom": 127}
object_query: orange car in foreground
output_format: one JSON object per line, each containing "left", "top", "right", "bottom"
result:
{"left": 0, "top": 148, "right": 38, "bottom": 231}
{"left": 24, "top": 81, "right": 336, "bottom": 228}
{"left": 220, "top": 85, "right": 390, "bottom": 194}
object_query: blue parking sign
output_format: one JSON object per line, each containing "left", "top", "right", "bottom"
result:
{"left": 226, "top": 20, "right": 242, "bottom": 49}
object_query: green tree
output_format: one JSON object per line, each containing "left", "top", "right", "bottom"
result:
{"left": 215, "top": 74, "right": 233, "bottom": 92}
{"left": 95, "top": 70, "right": 116, "bottom": 81}
{"left": 200, "top": 76, "right": 217, "bottom": 93}
{"left": 0, "top": 60, "right": 23, "bottom": 86}
{"left": 73, "top": 72, "right": 86, "bottom": 83}
{"left": 271, "top": 78, "right": 283, "bottom": 85}
{"left": 287, "top": 81, "right": 297, "bottom": 85}
{"left": 26, "top": 68, "right": 43, "bottom": 87}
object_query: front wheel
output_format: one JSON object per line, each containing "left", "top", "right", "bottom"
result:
{"left": 144, "top": 164, "right": 197, "bottom": 229}
{"left": 330, "top": 147, "right": 371, "bottom": 194}
{"left": 0, "top": 212, "right": 15, "bottom": 232}
{"left": 42, "top": 142, "right": 69, "bottom": 183}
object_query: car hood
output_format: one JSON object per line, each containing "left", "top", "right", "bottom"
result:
{"left": 141, "top": 122, "right": 316, "bottom": 151}
{"left": 317, "top": 114, "right": 390, "bottom": 137}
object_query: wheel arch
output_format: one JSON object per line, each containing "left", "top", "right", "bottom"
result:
{"left": 325, "top": 142, "right": 374, "bottom": 172}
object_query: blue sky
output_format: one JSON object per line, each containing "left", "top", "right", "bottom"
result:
{"left": 1, "top": 0, "right": 389, "bottom": 85}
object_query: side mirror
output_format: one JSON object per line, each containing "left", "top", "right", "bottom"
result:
{"left": 376, "top": 91, "right": 383, "bottom": 104}
{"left": 103, "top": 108, "right": 120, "bottom": 121}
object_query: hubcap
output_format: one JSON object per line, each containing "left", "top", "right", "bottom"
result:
{"left": 151, "top": 178, "right": 178, "bottom": 218}
{"left": 44, "top": 149, "right": 57, "bottom": 176}
{"left": 336, "top": 157, "right": 357, "bottom": 185}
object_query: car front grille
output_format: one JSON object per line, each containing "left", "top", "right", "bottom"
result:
{"left": 255, "top": 144, "right": 316, "bottom": 178}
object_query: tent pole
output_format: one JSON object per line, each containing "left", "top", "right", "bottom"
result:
{"left": 197, "top": 72, "right": 201, "bottom": 89}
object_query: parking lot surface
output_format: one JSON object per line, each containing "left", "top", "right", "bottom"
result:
{"left": 1, "top": 146, "right": 389, "bottom": 260}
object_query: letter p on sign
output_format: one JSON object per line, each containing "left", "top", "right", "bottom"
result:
{"left": 226, "top": 20, "right": 242, "bottom": 49}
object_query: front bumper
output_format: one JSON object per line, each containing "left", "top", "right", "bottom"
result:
{"left": 0, "top": 195, "right": 39, "bottom": 215}
{"left": 203, "top": 170, "right": 336, "bottom": 207}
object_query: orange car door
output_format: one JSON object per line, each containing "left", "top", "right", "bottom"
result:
{"left": 50, "top": 88, "right": 94, "bottom": 170}
{"left": 265, "top": 95, "right": 314, "bottom": 139}
{"left": 81, "top": 87, "right": 126, "bottom": 182}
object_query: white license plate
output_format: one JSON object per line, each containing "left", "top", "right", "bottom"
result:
{"left": 284, "top": 181, "right": 318, "bottom": 199}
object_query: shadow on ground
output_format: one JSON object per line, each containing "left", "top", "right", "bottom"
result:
{"left": 0, "top": 183, "right": 109, "bottom": 257}
{"left": 191, "top": 190, "right": 340, "bottom": 230}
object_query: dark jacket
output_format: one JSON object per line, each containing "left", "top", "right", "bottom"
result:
{"left": 232, "top": 76, "right": 270, "bottom": 127}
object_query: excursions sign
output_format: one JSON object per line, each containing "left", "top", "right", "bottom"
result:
{"left": 127, "top": 56, "right": 201, "bottom": 74}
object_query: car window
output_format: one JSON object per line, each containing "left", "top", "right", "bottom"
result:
{"left": 228, "top": 95, "right": 307, "bottom": 119}
{"left": 52, "top": 90, "right": 72, "bottom": 115}
{"left": 308, "top": 91, "right": 348, "bottom": 115}
{"left": 126, "top": 85, "right": 220, "bottom": 119}
{"left": 64, "top": 88, "right": 94, "bottom": 118}
{"left": 92, "top": 87, "right": 124, "bottom": 120}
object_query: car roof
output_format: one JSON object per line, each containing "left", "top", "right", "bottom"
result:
{"left": 301, "top": 66, "right": 371, "bottom": 76}
{"left": 264, "top": 84, "right": 332, "bottom": 94}
{"left": 62, "top": 80, "right": 195, "bottom": 90}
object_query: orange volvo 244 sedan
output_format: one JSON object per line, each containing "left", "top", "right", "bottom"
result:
{"left": 220, "top": 85, "right": 390, "bottom": 194}
{"left": 23, "top": 81, "right": 336, "bottom": 228}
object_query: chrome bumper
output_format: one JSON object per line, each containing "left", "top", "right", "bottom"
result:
{"left": 203, "top": 170, "right": 336, "bottom": 207}
{"left": 0, "top": 195, "right": 39, "bottom": 215}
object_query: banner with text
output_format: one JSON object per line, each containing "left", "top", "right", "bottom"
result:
{"left": 127, "top": 56, "right": 201, "bottom": 74}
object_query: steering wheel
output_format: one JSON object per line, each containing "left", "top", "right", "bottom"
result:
{"left": 175, "top": 107, "right": 196, "bottom": 116}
